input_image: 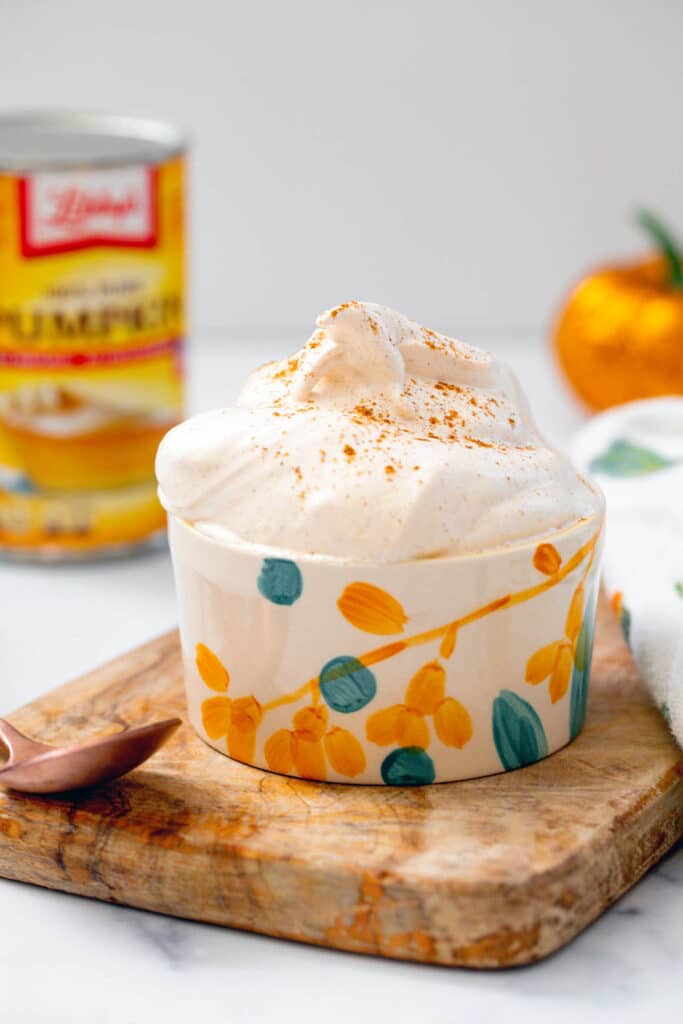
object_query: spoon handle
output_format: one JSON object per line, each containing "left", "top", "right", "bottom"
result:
{"left": 0, "top": 718, "right": 41, "bottom": 767}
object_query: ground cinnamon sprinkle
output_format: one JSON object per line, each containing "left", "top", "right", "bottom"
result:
{"left": 421, "top": 328, "right": 448, "bottom": 353}
{"left": 350, "top": 402, "right": 396, "bottom": 429}
{"left": 261, "top": 341, "right": 518, "bottom": 470}
{"left": 354, "top": 403, "right": 374, "bottom": 418}
{"left": 273, "top": 355, "right": 301, "bottom": 379}
{"left": 464, "top": 436, "right": 495, "bottom": 449}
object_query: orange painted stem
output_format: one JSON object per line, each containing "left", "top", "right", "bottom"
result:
{"left": 261, "top": 528, "right": 601, "bottom": 720}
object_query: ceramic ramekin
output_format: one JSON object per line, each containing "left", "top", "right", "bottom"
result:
{"left": 168, "top": 510, "right": 604, "bottom": 785}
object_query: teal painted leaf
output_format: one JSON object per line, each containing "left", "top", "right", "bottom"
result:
{"left": 569, "top": 634, "right": 591, "bottom": 740}
{"left": 660, "top": 702, "right": 672, "bottom": 725}
{"left": 257, "top": 558, "right": 303, "bottom": 605}
{"left": 574, "top": 619, "right": 590, "bottom": 673}
{"left": 589, "top": 439, "right": 674, "bottom": 477}
{"left": 620, "top": 605, "right": 632, "bottom": 647}
{"left": 319, "top": 655, "right": 377, "bottom": 713}
{"left": 492, "top": 690, "right": 548, "bottom": 771}
{"left": 570, "top": 588, "right": 598, "bottom": 740}
{"left": 381, "top": 746, "right": 435, "bottom": 786}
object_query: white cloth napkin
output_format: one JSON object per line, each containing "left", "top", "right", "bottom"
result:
{"left": 572, "top": 397, "right": 683, "bottom": 746}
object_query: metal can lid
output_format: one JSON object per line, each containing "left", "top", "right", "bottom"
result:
{"left": 0, "top": 111, "right": 186, "bottom": 172}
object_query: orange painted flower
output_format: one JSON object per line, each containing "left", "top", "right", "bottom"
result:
{"left": 196, "top": 642, "right": 229, "bottom": 691}
{"left": 324, "top": 728, "right": 366, "bottom": 776}
{"left": 201, "top": 695, "right": 232, "bottom": 739}
{"left": 337, "top": 582, "right": 408, "bottom": 635}
{"left": 264, "top": 704, "right": 366, "bottom": 780}
{"left": 366, "top": 660, "right": 473, "bottom": 750}
{"left": 198, "top": 645, "right": 262, "bottom": 761}
{"left": 525, "top": 583, "right": 584, "bottom": 703}
{"left": 405, "top": 661, "right": 445, "bottom": 714}
{"left": 439, "top": 623, "right": 458, "bottom": 659}
{"left": 533, "top": 543, "right": 562, "bottom": 576}
{"left": 433, "top": 698, "right": 474, "bottom": 748}
{"left": 263, "top": 729, "right": 296, "bottom": 774}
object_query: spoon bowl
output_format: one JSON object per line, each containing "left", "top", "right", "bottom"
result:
{"left": 0, "top": 716, "right": 181, "bottom": 794}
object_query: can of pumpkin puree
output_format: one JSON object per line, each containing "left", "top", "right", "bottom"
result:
{"left": 0, "top": 112, "right": 186, "bottom": 560}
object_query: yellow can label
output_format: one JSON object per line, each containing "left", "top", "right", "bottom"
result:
{"left": 0, "top": 155, "right": 185, "bottom": 554}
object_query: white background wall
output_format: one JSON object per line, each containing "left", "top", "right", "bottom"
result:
{"left": 1, "top": 0, "right": 682, "bottom": 339}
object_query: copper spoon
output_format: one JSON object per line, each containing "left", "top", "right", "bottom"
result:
{"left": 0, "top": 716, "right": 181, "bottom": 794}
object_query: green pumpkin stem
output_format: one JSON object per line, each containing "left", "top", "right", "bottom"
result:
{"left": 635, "top": 209, "right": 683, "bottom": 290}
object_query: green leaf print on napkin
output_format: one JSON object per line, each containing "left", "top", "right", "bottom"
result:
{"left": 675, "top": 582, "right": 683, "bottom": 599}
{"left": 589, "top": 439, "right": 674, "bottom": 477}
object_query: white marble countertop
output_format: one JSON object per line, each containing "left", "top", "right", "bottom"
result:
{"left": 1, "top": 336, "right": 681, "bottom": 1023}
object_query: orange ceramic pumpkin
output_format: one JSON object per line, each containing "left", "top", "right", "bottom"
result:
{"left": 554, "top": 211, "right": 683, "bottom": 410}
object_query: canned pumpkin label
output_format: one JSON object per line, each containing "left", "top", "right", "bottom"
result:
{"left": 0, "top": 155, "right": 185, "bottom": 555}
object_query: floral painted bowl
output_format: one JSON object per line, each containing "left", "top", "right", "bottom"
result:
{"left": 168, "top": 509, "right": 604, "bottom": 785}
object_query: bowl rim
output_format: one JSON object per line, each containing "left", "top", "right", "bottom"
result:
{"left": 168, "top": 501, "right": 605, "bottom": 571}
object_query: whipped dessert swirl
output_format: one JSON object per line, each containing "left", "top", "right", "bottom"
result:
{"left": 156, "top": 302, "right": 602, "bottom": 562}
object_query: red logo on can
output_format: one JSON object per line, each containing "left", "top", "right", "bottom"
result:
{"left": 19, "top": 166, "right": 158, "bottom": 256}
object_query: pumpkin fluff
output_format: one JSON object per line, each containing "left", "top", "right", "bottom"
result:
{"left": 157, "top": 301, "right": 602, "bottom": 562}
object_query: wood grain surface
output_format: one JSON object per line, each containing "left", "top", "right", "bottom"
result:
{"left": 0, "top": 598, "right": 681, "bottom": 968}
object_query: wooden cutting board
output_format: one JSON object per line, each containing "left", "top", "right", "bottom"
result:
{"left": 0, "top": 598, "right": 681, "bottom": 968}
